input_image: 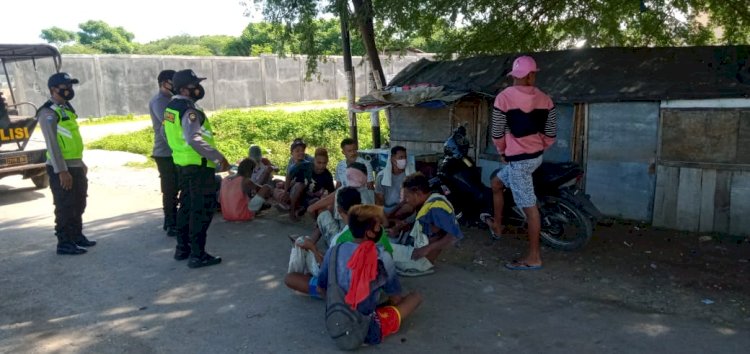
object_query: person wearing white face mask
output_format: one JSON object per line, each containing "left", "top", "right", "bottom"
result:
{"left": 375, "top": 146, "right": 415, "bottom": 222}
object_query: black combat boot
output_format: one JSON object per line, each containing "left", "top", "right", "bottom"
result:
{"left": 187, "top": 252, "right": 222, "bottom": 268}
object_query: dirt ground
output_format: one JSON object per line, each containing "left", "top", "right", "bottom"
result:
{"left": 446, "top": 220, "right": 750, "bottom": 328}
{"left": 1, "top": 141, "right": 749, "bottom": 353}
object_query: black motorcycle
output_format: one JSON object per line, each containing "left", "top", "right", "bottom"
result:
{"left": 430, "top": 125, "right": 602, "bottom": 251}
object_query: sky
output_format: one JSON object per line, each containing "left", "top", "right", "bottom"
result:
{"left": 0, "top": 0, "right": 263, "bottom": 44}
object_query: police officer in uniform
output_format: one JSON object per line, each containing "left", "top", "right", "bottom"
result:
{"left": 149, "top": 69, "right": 178, "bottom": 237}
{"left": 164, "top": 69, "right": 230, "bottom": 268}
{"left": 37, "top": 72, "right": 96, "bottom": 255}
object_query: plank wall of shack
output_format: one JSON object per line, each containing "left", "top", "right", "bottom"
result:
{"left": 653, "top": 108, "right": 750, "bottom": 235}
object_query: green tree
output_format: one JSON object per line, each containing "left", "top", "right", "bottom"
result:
{"left": 76, "top": 20, "right": 136, "bottom": 54}
{"left": 254, "top": 0, "right": 749, "bottom": 64}
{"left": 40, "top": 27, "right": 77, "bottom": 46}
{"left": 253, "top": 0, "right": 387, "bottom": 84}
{"left": 226, "top": 22, "right": 288, "bottom": 56}
{"left": 139, "top": 35, "right": 235, "bottom": 56}
{"left": 59, "top": 43, "right": 102, "bottom": 54}
{"left": 375, "top": 0, "right": 750, "bottom": 57}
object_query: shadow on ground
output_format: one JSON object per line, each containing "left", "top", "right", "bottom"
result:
{"left": 0, "top": 203, "right": 749, "bottom": 353}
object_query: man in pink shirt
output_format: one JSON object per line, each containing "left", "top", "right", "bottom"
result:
{"left": 485, "top": 55, "right": 557, "bottom": 270}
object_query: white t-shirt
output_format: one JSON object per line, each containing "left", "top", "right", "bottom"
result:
{"left": 334, "top": 157, "right": 374, "bottom": 186}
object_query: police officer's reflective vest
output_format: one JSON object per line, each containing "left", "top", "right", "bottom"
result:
{"left": 39, "top": 101, "right": 83, "bottom": 160}
{"left": 163, "top": 98, "right": 217, "bottom": 168}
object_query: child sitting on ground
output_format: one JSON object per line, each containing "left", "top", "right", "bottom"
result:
{"left": 375, "top": 145, "right": 415, "bottom": 224}
{"left": 390, "top": 172, "right": 464, "bottom": 277}
{"left": 219, "top": 158, "right": 273, "bottom": 221}
{"left": 317, "top": 204, "right": 422, "bottom": 347}
{"left": 248, "top": 144, "right": 279, "bottom": 186}
{"left": 306, "top": 162, "right": 378, "bottom": 245}
{"left": 335, "top": 138, "right": 374, "bottom": 189}
{"left": 284, "top": 187, "right": 393, "bottom": 297}
{"left": 287, "top": 147, "right": 335, "bottom": 221}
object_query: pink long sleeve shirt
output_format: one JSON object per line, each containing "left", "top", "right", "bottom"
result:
{"left": 491, "top": 86, "right": 557, "bottom": 161}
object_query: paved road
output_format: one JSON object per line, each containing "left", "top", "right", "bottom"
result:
{"left": 1, "top": 152, "right": 749, "bottom": 353}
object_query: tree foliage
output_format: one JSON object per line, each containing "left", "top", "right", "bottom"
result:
{"left": 39, "top": 19, "right": 367, "bottom": 57}
{"left": 375, "top": 0, "right": 750, "bottom": 58}
{"left": 40, "top": 27, "right": 77, "bottom": 46}
{"left": 255, "top": 0, "right": 750, "bottom": 62}
{"left": 139, "top": 35, "right": 235, "bottom": 56}
{"left": 76, "top": 20, "right": 136, "bottom": 54}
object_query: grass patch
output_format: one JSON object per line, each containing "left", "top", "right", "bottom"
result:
{"left": 126, "top": 159, "right": 157, "bottom": 169}
{"left": 78, "top": 114, "right": 149, "bottom": 126}
{"left": 87, "top": 108, "right": 390, "bottom": 174}
{"left": 87, "top": 127, "right": 153, "bottom": 155}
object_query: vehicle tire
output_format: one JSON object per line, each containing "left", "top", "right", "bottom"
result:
{"left": 539, "top": 196, "right": 593, "bottom": 251}
{"left": 32, "top": 174, "right": 49, "bottom": 189}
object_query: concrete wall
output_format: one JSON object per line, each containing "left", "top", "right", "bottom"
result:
{"left": 10, "top": 54, "right": 428, "bottom": 117}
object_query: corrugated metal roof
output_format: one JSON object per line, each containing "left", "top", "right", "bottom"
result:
{"left": 388, "top": 46, "right": 750, "bottom": 104}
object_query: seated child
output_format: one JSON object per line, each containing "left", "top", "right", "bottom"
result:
{"left": 306, "top": 162, "right": 377, "bottom": 243}
{"left": 375, "top": 145, "right": 415, "bottom": 222}
{"left": 288, "top": 147, "right": 335, "bottom": 220}
{"left": 391, "top": 172, "right": 464, "bottom": 277}
{"left": 248, "top": 144, "right": 279, "bottom": 186}
{"left": 219, "top": 158, "right": 273, "bottom": 221}
{"left": 273, "top": 138, "right": 313, "bottom": 210}
{"left": 285, "top": 187, "right": 391, "bottom": 296}
{"left": 335, "top": 138, "right": 374, "bottom": 189}
{"left": 317, "top": 205, "right": 422, "bottom": 347}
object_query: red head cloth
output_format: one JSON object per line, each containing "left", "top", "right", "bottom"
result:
{"left": 345, "top": 240, "right": 378, "bottom": 309}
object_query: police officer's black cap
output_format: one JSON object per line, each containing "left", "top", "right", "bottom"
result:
{"left": 48, "top": 72, "right": 79, "bottom": 88}
{"left": 172, "top": 69, "right": 206, "bottom": 90}
{"left": 157, "top": 70, "right": 176, "bottom": 84}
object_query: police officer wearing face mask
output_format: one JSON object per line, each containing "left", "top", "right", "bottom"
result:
{"left": 163, "top": 69, "right": 230, "bottom": 268}
{"left": 149, "top": 69, "right": 178, "bottom": 237}
{"left": 37, "top": 72, "right": 96, "bottom": 255}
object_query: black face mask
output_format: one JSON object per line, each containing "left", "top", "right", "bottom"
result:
{"left": 57, "top": 87, "right": 75, "bottom": 101}
{"left": 190, "top": 85, "right": 205, "bottom": 101}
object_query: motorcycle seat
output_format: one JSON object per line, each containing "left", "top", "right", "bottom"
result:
{"left": 533, "top": 162, "right": 582, "bottom": 187}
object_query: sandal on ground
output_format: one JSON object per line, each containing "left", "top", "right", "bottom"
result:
{"left": 504, "top": 261, "right": 543, "bottom": 271}
{"left": 396, "top": 267, "right": 435, "bottom": 277}
{"left": 479, "top": 213, "right": 502, "bottom": 240}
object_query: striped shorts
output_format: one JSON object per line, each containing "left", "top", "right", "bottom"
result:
{"left": 496, "top": 155, "right": 543, "bottom": 208}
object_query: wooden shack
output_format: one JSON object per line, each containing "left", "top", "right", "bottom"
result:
{"left": 358, "top": 46, "right": 750, "bottom": 235}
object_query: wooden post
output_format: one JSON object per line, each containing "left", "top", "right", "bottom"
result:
{"left": 371, "top": 110, "right": 381, "bottom": 148}
{"left": 368, "top": 72, "right": 382, "bottom": 148}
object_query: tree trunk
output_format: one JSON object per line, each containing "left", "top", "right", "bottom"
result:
{"left": 351, "top": 0, "right": 387, "bottom": 89}
{"left": 351, "top": 0, "right": 385, "bottom": 148}
{"left": 339, "top": 6, "right": 358, "bottom": 143}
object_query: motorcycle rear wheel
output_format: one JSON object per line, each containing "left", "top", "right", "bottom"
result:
{"left": 539, "top": 196, "right": 593, "bottom": 251}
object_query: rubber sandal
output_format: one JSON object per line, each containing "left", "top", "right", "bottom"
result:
{"left": 504, "top": 261, "right": 543, "bottom": 271}
{"left": 396, "top": 267, "right": 435, "bottom": 277}
{"left": 479, "top": 213, "right": 502, "bottom": 240}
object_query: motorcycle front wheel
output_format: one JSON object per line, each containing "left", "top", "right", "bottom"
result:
{"left": 538, "top": 196, "right": 593, "bottom": 251}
